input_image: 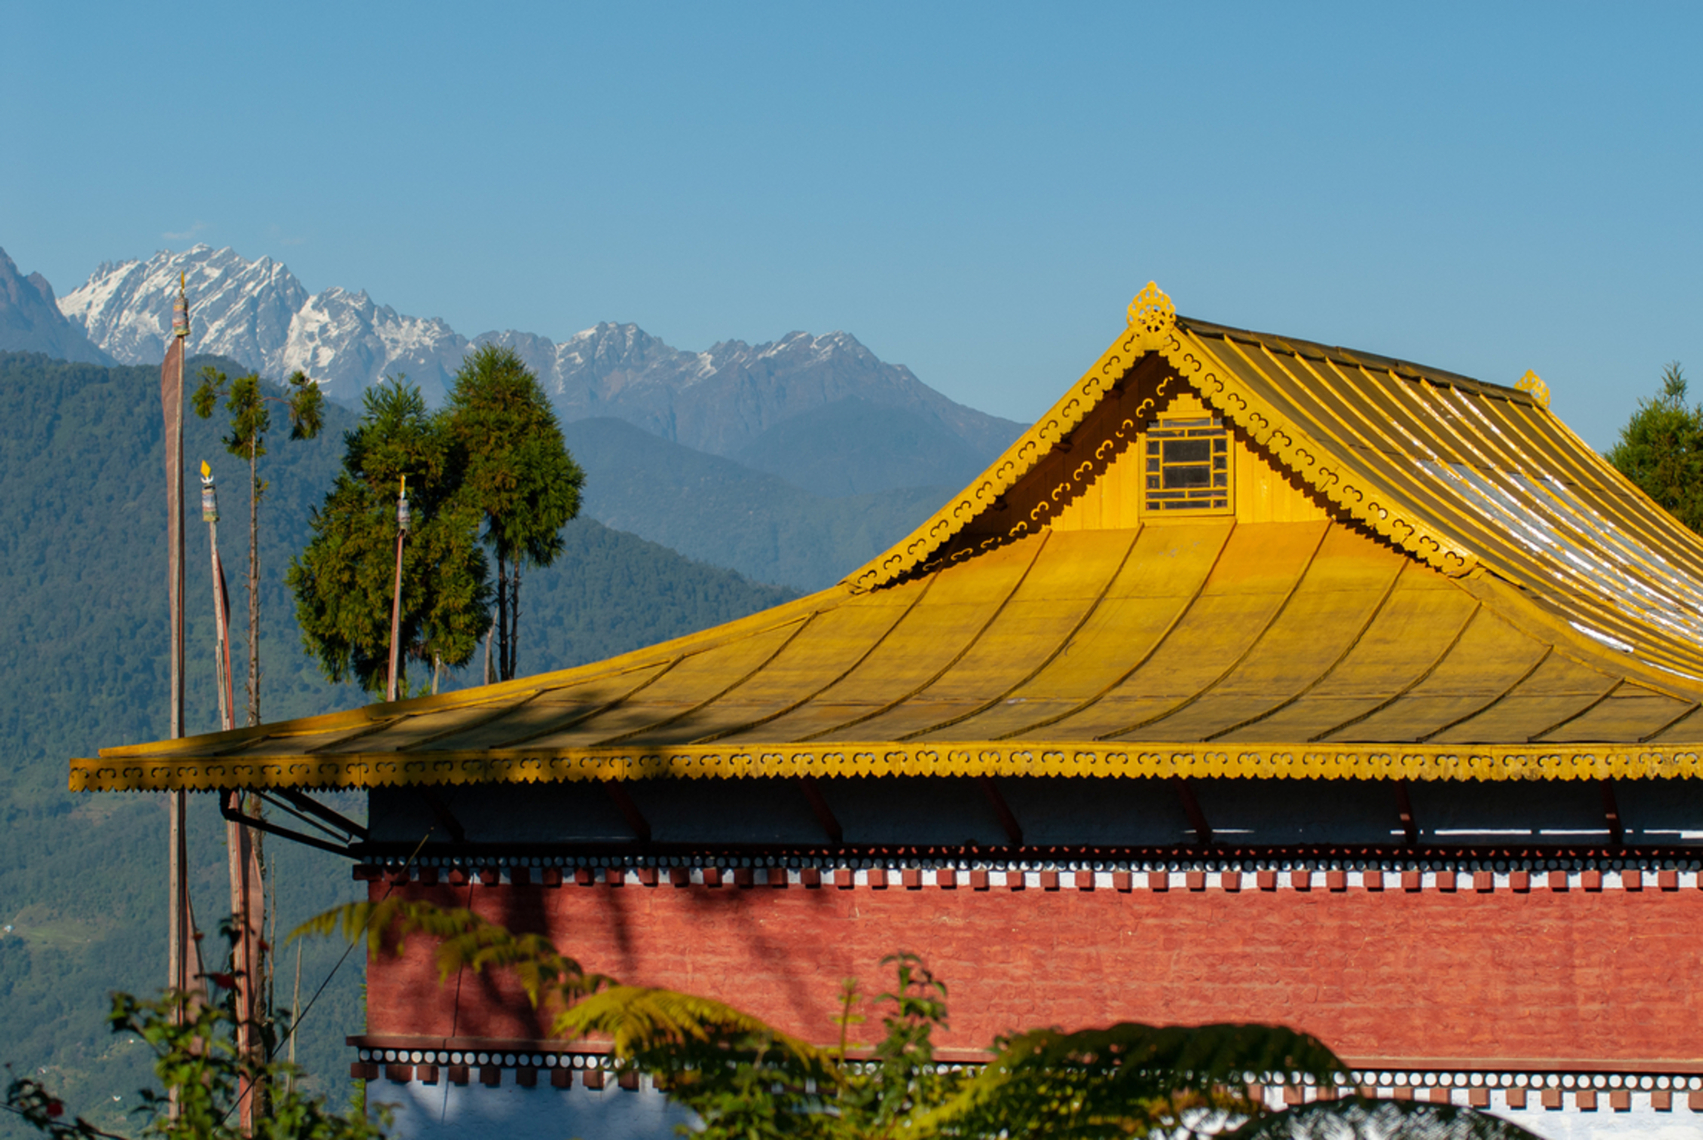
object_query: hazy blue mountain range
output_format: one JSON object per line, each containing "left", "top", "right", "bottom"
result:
{"left": 46, "top": 245, "right": 1022, "bottom": 503}
{"left": 0, "top": 249, "right": 112, "bottom": 365}
{"left": 0, "top": 351, "right": 794, "bottom": 1138}
{"left": 563, "top": 417, "right": 947, "bottom": 590}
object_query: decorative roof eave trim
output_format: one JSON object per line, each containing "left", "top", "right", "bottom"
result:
{"left": 841, "top": 283, "right": 1181, "bottom": 592}
{"left": 840, "top": 284, "right": 1478, "bottom": 593}
{"left": 1163, "top": 329, "right": 1478, "bottom": 577}
{"left": 71, "top": 739, "right": 1703, "bottom": 792}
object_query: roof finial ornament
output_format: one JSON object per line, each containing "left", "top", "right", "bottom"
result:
{"left": 1126, "top": 282, "right": 1176, "bottom": 343}
{"left": 1516, "top": 369, "right": 1550, "bottom": 409}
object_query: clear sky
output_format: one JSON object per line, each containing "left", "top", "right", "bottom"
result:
{"left": 3, "top": 2, "right": 1700, "bottom": 447}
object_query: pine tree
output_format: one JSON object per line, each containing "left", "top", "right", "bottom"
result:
{"left": 446, "top": 345, "right": 584, "bottom": 681}
{"left": 289, "top": 379, "right": 490, "bottom": 696}
{"left": 1607, "top": 362, "right": 1703, "bottom": 533}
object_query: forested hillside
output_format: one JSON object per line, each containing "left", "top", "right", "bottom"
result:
{"left": 0, "top": 352, "right": 794, "bottom": 1136}
{"left": 563, "top": 417, "right": 948, "bottom": 591}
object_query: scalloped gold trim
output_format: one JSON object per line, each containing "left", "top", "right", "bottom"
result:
{"left": 1162, "top": 332, "right": 1478, "bottom": 576}
{"left": 840, "top": 282, "right": 1477, "bottom": 591}
{"left": 843, "top": 284, "right": 1177, "bottom": 592}
{"left": 68, "top": 739, "right": 1703, "bottom": 791}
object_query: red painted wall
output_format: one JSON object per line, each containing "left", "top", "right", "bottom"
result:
{"left": 366, "top": 879, "right": 1703, "bottom": 1065}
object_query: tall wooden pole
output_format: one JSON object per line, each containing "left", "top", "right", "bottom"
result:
{"left": 386, "top": 476, "right": 409, "bottom": 702}
{"left": 164, "top": 277, "right": 190, "bottom": 1012}
{"left": 204, "top": 466, "right": 264, "bottom": 1131}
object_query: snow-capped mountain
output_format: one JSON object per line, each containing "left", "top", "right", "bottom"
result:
{"left": 55, "top": 245, "right": 1022, "bottom": 480}
{"left": 58, "top": 246, "right": 468, "bottom": 402}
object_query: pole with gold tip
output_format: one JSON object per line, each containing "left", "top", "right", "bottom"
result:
{"left": 203, "top": 459, "right": 262, "bottom": 1126}
{"left": 387, "top": 475, "right": 410, "bottom": 701}
{"left": 201, "top": 461, "right": 236, "bottom": 732}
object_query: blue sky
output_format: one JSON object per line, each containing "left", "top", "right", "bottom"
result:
{"left": 3, "top": 2, "right": 1700, "bottom": 447}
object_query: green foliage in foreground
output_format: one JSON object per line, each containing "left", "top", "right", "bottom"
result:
{"left": 1607, "top": 362, "right": 1703, "bottom": 533}
{"left": 292, "top": 899, "right": 1539, "bottom": 1140}
{"left": 6, "top": 990, "right": 385, "bottom": 1140}
{"left": 4, "top": 895, "right": 1542, "bottom": 1139}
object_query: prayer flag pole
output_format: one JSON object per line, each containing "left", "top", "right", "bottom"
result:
{"left": 203, "top": 463, "right": 263, "bottom": 1129}
{"left": 163, "top": 276, "right": 190, "bottom": 1012}
{"left": 386, "top": 475, "right": 409, "bottom": 701}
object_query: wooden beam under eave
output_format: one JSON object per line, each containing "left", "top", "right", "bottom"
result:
{"left": 977, "top": 777, "right": 1024, "bottom": 847}
{"left": 1172, "top": 777, "right": 1213, "bottom": 845}
{"left": 795, "top": 776, "right": 843, "bottom": 845}
{"left": 414, "top": 787, "right": 467, "bottom": 844}
{"left": 603, "top": 783, "right": 651, "bottom": 843}
{"left": 1600, "top": 779, "right": 1625, "bottom": 847}
{"left": 1394, "top": 779, "right": 1419, "bottom": 847}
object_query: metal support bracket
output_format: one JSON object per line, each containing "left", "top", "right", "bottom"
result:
{"left": 221, "top": 789, "right": 362, "bottom": 859}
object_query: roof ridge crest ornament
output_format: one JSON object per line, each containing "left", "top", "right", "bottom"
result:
{"left": 1126, "top": 282, "right": 1176, "bottom": 343}
{"left": 1516, "top": 370, "right": 1551, "bottom": 409}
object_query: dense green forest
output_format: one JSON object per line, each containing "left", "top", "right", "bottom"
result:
{"left": 0, "top": 352, "right": 794, "bottom": 1136}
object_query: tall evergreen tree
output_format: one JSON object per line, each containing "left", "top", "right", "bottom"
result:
{"left": 289, "top": 379, "right": 491, "bottom": 697}
{"left": 1607, "top": 362, "right": 1703, "bottom": 533}
{"left": 446, "top": 344, "right": 584, "bottom": 681}
{"left": 190, "top": 366, "right": 322, "bottom": 1076}
{"left": 192, "top": 367, "right": 323, "bottom": 725}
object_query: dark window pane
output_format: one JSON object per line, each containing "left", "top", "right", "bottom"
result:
{"left": 1163, "top": 465, "right": 1212, "bottom": 489}
{"left": 1163, "top": 439, "right": 1211, "bottom": 464}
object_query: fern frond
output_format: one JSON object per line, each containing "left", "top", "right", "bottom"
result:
{"left": 553, "top": 986, "right": 831, "bottom": 1070}
{"left": 911, "top": 1022, "right": 1343, "bottom": 1140}
{"left": 290, "top": 899, "right": 597, "bottom": 998}
{"left": 1225, "top": 1097, "right": 1543, "bottom": 1140}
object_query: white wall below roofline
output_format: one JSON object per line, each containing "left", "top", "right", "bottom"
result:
{"left": 374, "top": 1074, "right": 692, "bottom": 1140}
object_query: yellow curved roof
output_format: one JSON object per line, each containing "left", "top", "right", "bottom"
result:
{"left": 73, "top": 286, "right": 1703, "bottom": 791}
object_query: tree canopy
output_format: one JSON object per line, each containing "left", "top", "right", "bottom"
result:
{"left": 288, "top": 380, "right": 490, "bottom": 696}
{"left": 446, "top": 345, "right": 583, "bottom": 681}
{"left": 192, "top": 366, "right": 324, "bottom": 725}
{"left": 1607, "top": 362, "right": 1703, "bottom": 533}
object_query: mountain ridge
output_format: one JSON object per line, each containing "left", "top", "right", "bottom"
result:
{"left": 0, "top": 250, "right": 112, "bottom": 365}
{"left": 50, "top": 244, "right": 1023, "bottom": 471}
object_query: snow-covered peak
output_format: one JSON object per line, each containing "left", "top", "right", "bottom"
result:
{"left": 54, "top": 244, "right": 1017, "bottom": 458}
{"left": 59, "top": 245, "right": 309, "bottom": 375}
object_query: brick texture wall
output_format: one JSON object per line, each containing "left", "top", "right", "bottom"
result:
{"left": 366, "top": 880, "right": 1703, "bottom": 1062}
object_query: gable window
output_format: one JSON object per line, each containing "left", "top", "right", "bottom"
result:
{"left": 1144, "top": 415, "right": 1230, "bottom": 512}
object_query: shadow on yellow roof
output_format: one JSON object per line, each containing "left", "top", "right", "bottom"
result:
{"left": 74, "top": 285, "right": 1703, "bottom": 792}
